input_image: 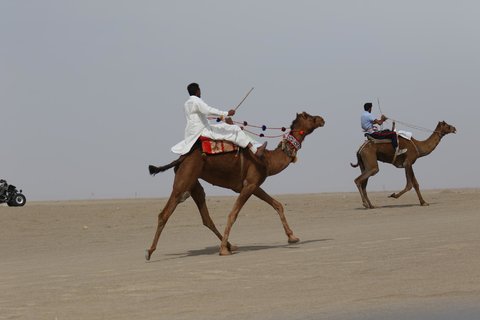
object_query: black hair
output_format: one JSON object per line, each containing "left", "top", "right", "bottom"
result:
{"left": 187, "top": 83, "right": 200, "bottom": 96}
{"left": 364, "top": 102, "right": 373, "bottom": 111}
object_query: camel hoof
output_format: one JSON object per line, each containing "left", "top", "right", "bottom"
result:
{"left": 389, "top": 193, "right": 397, "bottom": 198}
{"left": 145, "top": 249, "right": 152, "bottom": 261}
{"left": 288, "top": 236, "right": 300, "bottom": 244}
{"left": 219, "top": 247, "right": 232, "bottom": 256}
{"left": 421, "top": 202, "right": 430, "bottom": 206}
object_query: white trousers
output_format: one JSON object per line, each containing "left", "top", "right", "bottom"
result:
{"left": 201, "top": 123, "right": 255, "bottom": 148}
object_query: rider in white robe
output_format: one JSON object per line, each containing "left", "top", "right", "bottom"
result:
{"left": 171, "top": 83, "right": 266, "bottom": 156}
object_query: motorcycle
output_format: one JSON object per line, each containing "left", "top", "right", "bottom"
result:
{"left": 0, "top": 180, "right": 27, "bottom": 207}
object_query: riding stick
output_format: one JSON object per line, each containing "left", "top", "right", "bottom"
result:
{"left": 234, "top": 87, "right": 255, "bottom": 111}
{"left": 377, "top": 97, "right": 384, "bottom": 115}
{"left": 377, "top": 97, "right": 385, "bottom": 130}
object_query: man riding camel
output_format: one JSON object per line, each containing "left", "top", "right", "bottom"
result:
{"left": 171, "top": 83, "right": 267, "bottom": 157}
{"left": 361, "top": 102, "right": 407, "bottom": 156}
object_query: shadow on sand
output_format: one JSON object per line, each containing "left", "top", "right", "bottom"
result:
{"left": 149, "top": 238, "right": 333, "bottom": 261}
{"left": 354, "top": 202, "right": 438, "bottom": 210}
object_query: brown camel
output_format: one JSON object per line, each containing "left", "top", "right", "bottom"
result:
{"left": 351, "top": 121, "right": 456, "bottom": 209}
{"left": 146, "top": 112, "right": 325, "bottom": 259}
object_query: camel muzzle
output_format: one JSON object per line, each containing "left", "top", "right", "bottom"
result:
{"left": 316, "top": 117, "right": 325, "bottom": 128}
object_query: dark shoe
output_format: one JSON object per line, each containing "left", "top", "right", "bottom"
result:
{"left": 255, "top": 142, "right": 268, "bottom": 157}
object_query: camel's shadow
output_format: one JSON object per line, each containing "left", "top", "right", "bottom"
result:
{"left": 354, "top": 202, "right": 438, "bottom": 210}
{"left": 157, "top": 238, "right": 333, "bottom": 260}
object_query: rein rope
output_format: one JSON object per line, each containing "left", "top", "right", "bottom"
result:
{"left": 233, "top": 120, "right": 306, "bottom": 138}
{"left": 209, "top": 117, "right": 305, "bottom": 138}
{"left": 376, "top": 99, "right": 440, "bottom": 135}
{"left": 386, "top": 118, "right": 445, "bottom": 139}
{"left": 387, "top": 117, "right": 436, "bottom": 133}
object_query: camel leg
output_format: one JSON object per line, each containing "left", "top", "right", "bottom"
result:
{"left": 353, "top": 150, "right": 379, "bottom": 209}
{"left": 146, "top": 155, "right": 203, "bottom": 260}
{"left": 353, "top": 164, "right": 368, "bottom": 208}
{"left": 358, "top": 161, "right": 370, "bottom": 208}
{"left": 354, "top": 172, "right": 369, "bottom": 208}
{"left": 359, "top": 178, "right": 370, "bottom": 208}
{"left": 145, "top": 194, "right": 182, "bottom": 261}
{"left": 219, "top": 184, "right": 257, "bottom": 256}
{"left": 190, "top": 181, "right": 238, "bottom": 251}
{"left": 389, "top": 165, "right": 414, "bottom": 200}
{"left": 253, "top": 187, "right": 299, "bottom": 243}
{"left": 389, "top": 165, "right": 430, "bottom": 205}
{"left": 361, "top": 179, "right": 368, "bottom": 199}
{"left": 354, "top": 166, "right": 379, "bottom": 209}
{"left": 411, "top": 168, "right": 429, "bottom": 206}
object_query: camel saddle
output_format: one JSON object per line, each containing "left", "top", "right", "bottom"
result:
{"left": 365, "top": 134, "right": 391, "bottom": 144}
{"left": 365, "top": 130, "right": 412, "bottom": 144}
{"left": 199, "top": 136, "right": 239, "bottom": 155}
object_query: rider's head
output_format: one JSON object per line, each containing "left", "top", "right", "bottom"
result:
{"left": 187, "top": 83, "right": 201, "bottom": 97}
{"left": 364, "top": 102, "right": 373, "bottom": 112}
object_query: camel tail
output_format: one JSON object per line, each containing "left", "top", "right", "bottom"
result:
{"left": 350, "top": 152, "right": 362, "bottom": 168}
{"left": 149, "top": 156, "right": 185, "bottom": 176}
{"left": 351, "top": 141, "right": 369, "bottom": 168}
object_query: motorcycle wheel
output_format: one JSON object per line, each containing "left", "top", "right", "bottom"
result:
{"left": 10, "top": 194, "right": 26, "bottom": 207}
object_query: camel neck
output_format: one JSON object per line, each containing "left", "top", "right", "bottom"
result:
{"left": 265, "top": 144, "right": 295, "bottom": 176}
{"left": 415, "top": 129, "right": 443, "bottom": 157}
{"left": 264, "top": 129, "right": 308, "bottom": 176}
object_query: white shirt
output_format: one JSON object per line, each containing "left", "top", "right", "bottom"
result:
{"left": 361, "top": 111, "right": 376, "bottom": 133}
{"left": 171, "top": 96, "right": 228, "bottom": 154}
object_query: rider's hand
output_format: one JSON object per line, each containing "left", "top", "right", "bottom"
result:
{"left": 381, "top": 114, "right": 388, "bottom": 121}
{"left": 225, "top": 117, "right": 234, "bottom": 125}
{"left": 227, "top": 109, "right": 236, "bottom": 117}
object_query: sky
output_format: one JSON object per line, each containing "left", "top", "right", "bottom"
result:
{"left": 1, "top": 1, "right": 479, "bottom": 201}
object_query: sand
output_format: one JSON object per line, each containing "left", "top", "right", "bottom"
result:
{"left": 1, "top": 189, "right": 479, "bottom": 319}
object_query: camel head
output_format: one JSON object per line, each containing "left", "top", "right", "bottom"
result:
{"left": 436, "top": 121, "right": 457, "bottom": 137}
{"left": 291, "top": 112, "right": 325, "bottom": 136}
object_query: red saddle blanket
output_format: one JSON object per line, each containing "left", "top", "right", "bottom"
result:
{"left": 199, "top": 136, "right": 239, "bottom": 154}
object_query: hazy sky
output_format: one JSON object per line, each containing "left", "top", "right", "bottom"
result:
{"left": 2, "top": 1, "right": 479, "bottom": 201}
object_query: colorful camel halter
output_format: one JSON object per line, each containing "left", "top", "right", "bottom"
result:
{"left": 281, "top": 134, "right": 302, "bottom": 160}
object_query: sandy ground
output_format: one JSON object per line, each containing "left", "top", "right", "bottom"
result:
{"left": 1, "top": 188, "right": 479, "bottom": 320}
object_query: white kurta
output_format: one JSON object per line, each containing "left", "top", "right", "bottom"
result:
{"left": 171, "top": 96, "right": 254, "bottom": 155}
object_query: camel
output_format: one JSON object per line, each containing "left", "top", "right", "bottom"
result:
{"left": 351, "top": 121, "right": 456, "bottom": 209}
{"left": 146, "top": 112, "right": 325, "bottom": 259}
